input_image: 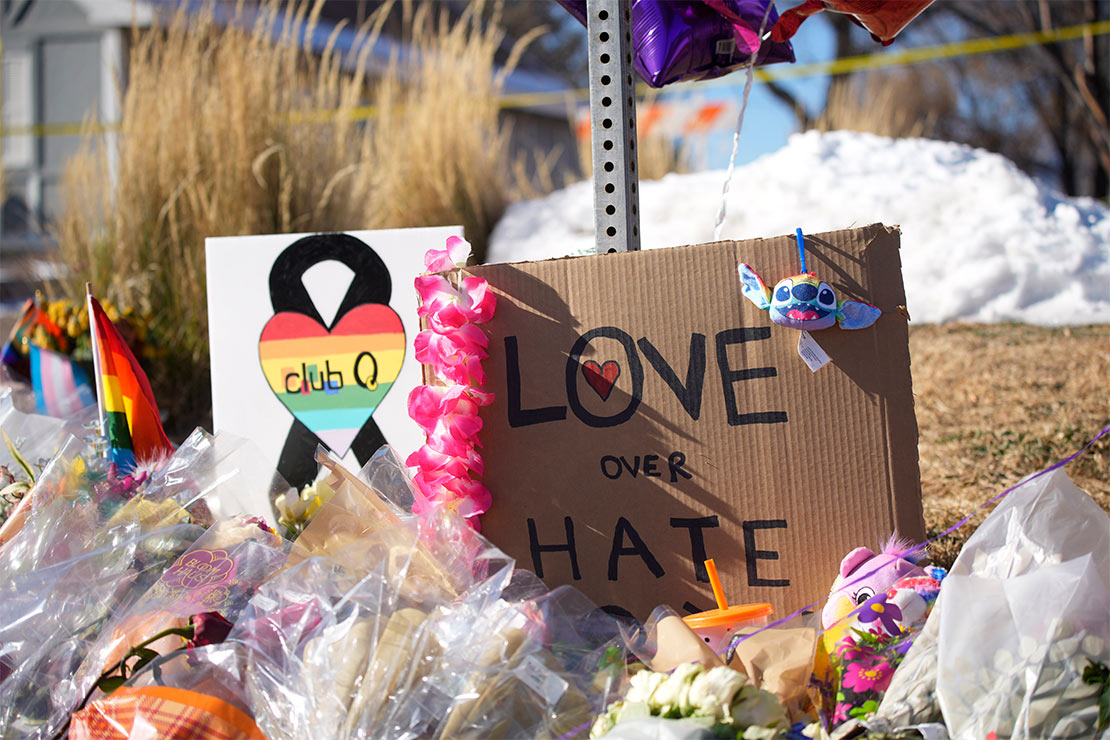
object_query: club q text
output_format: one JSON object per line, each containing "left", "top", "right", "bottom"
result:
{"left": 281, "top": 355, "right": 379, "bottom": 394}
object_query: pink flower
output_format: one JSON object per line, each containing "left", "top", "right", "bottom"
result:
{"left": 840, "top": 659, "right": 893, "bottom": 694}
{"left": 407, "top": 441, "right": 484, "bottom": 478}
{"left": 245, "top": 516, "right": 276, "bottom": 535}
{"left": 834, "top": 634, "right": 864, "bottom": 662}
{"left": 424, "top": 235, "right": 472, "bottom": 272}
{"left": 407, "top": 384, "right": 490, "bottom": 440}
{"left": 458, "top": 277, "right": 495, "bottom": 323}
{"left": 414, "top": 327, "right": 488, "bottom": 386}
{"left": 832, "top": 701, "right": 851, "bottom": 725}
{"left": 412, "top": 470, "right": 491, "bottom": 515}
{"left": 416, "top": 275, "right": 497, "bottom": 332}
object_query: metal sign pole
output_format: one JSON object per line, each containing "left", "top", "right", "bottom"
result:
{"left": 586, "top": 0, "right": 641, "bottom": 254}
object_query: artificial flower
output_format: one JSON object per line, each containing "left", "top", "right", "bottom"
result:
{"left": 406, "top": 441, "right": 484, "bottom": 478}
{"left": 416, "top": 275, "right": 497, "bottom": 332}
{"left": 424, "top": 235, "right": 472, "bottom": 272}
{"left": 840, "top": 660, "right": 893, "bottom": 694}
{"left": 856, "top": 593, "right": 903, "bottom": 637}
{"left": 407, "top": 384, "right": 489, "bottom": 440}
{"left": 412, "top": 469, "right": 491, "bottom": 514}
{"left": 414, "top": 326, "right": 489, "bottom": 386}
{"left": 409, "top": 238, "right": 497, "bottom": 531}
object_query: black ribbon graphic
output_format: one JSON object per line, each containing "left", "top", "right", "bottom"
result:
{"left": 266, "top": 233, "right": 393, "bottom": 489}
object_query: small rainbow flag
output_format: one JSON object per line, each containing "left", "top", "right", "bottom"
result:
{"left": 88, "top": 295, "right": 173, "bottom": 470}
{"left": 1, "top": 299, "right": 38, "bottom": 374}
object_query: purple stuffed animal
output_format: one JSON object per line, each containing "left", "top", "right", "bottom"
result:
{"left": 820, "top": 535, "right": 936, "bottom": 652}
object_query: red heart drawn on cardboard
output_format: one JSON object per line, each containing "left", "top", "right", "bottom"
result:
{"left": 259, "top": 304, "right": 404, "bottom": 456}
{"left": 582, "top": 360, "right": 621, "bottom": 401}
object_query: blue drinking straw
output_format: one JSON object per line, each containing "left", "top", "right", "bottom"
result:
{"left": 795, "top": 227, "right": 807, "bottom": 273}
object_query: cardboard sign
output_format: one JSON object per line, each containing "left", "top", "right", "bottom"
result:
{"left": 206, "top": 227, "right": 462, "bottom": 489}
{"left": 463, "top": 224, "right": 923, "bottom": 619}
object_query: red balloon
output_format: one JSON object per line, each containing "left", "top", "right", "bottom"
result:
{"left": 770, "top": 0, "right": 935, "bottom": 46}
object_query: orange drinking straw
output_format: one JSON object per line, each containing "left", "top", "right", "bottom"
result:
{"left": 704, "top": 559, "right": 729, "bottom": 610}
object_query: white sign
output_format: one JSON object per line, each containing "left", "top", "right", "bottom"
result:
{"left": 205, "top": 227, "right": 461, "bottom": 489}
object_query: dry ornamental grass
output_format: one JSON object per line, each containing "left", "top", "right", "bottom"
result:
{"left": 53, "top": 0, "right": 526, "bottom": 430}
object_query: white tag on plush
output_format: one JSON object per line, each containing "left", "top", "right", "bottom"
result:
{"left": 797, "top": 331, "right": 831, "bottom": 372}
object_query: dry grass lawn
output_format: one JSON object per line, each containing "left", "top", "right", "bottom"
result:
{"left": 910, "top": 323, "right": 1110, "bottom": 568}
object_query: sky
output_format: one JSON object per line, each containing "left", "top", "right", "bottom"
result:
{"left": 666, "top": 15, "right": 839, "bottom": 170}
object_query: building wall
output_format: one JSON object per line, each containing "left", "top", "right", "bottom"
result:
{"left": 1, "top": 0, "right": 128, "bottom": 247}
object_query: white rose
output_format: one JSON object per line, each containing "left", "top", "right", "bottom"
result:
{"left": 704, "top": 666, "right": 747, "bottom": 708}
{"left": 687, "top": 671, "right": 721, "bottom": 720}
{"left": 651, "top": 663, "right": 701, "bottom": 711}
{"left": 590, "top": 707, "right": 617, "bottom": 737}
{"left": 626, "top": 669, "right": 668, "bottom": 704}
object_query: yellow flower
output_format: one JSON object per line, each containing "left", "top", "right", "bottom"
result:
{"left": 276, "top": 480, "right": 335, "bottom": 533}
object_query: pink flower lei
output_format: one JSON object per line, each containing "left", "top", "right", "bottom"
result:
{"left": 407, "top": 236, "right": 496, "bottom": 529}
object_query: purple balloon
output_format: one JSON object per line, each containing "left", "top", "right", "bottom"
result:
{"left": 556, "top": 0, "right": 794, "bottom": 88}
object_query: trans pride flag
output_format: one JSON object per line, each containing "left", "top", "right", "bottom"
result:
{"left": 88, "top": 296, "right": 174, "bottom": 470}
{"left": 29, "top": 345, "right": 95, "bottom": 418}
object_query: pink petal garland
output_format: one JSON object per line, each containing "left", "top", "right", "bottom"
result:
{"left": 407, "top": 237, "right": 496, "bottom": 529}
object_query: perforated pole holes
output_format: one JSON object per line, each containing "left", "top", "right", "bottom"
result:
{"left": 587, "top": 0, "right": 641, "bottom": 254}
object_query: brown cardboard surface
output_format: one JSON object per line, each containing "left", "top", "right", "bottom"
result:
{"left": 457, "top": 224, "right": 923, "bottom": 620}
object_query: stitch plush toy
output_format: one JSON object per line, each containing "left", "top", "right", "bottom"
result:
{"left": 738, "top": 265, "right": 881, "bottom": 331}
{"left": 819, "top": 535, "right": 945, "bottom": 654}
{"left": 737, "top": 228, "right": 881, "bottom": 332}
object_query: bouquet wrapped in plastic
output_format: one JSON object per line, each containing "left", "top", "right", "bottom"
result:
{"left": 135, "top": 446, "right": 632, "bottom": 740}
{"left": 0, "top": 429, "right": 289, "bottom": 738}
{"left": 61, "top": 516, "right": 289, "bottom": 716}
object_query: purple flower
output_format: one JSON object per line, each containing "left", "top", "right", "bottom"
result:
{"left": 244, "top": 516, "right": 276, "bottom": 535}
{"left": 857, "top": 593, "right": 903, "bottom": 636}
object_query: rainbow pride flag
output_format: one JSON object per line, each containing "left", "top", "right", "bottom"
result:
{"left": 1, "top": 299, "right": 38, "bottom": 375}
{"left": 89, "top": 296, "right": 173, "bottom": 470}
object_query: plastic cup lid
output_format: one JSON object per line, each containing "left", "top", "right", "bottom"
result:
{"left": 682, "top": 603, "right": 774, "bottom": 629}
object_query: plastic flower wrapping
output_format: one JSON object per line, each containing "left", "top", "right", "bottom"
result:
{"left": 0, "top": 404, "right": 645, "bottom": 740}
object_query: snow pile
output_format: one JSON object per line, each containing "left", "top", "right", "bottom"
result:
{"left": 489, "top": 131, "right": 1110, "bottom": 325}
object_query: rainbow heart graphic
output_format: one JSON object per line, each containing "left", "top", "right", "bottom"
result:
{"left": 259, "top": 303, "right": 405, "bottom": 456}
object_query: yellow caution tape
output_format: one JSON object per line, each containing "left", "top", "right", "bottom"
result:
{"left": 3, "top": 19, "right": 1107, "bottom": 137}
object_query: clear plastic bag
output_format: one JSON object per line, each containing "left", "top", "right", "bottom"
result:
{"left": 0, "top": 429, "right": 287, "bottom": 580}
{"left": 0, "top": 522, "right": 205, "bottom": 738}
{"left": 933, "top": 469, "right": 1109, "bottom": 740}
{"left": 59, "top": 516, "right": 289, "bottom": 723}
{"left": 0, "top": 430, "right": 291, "bottom": 738}
{"left": 228, "top": 446, "right": 627, "bottom": 740}
{"left": 876, "top": 469, "right": 1109, "bottom": 740}
{"left": 0, "top": 388, "right": 87, "bottom": 474}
